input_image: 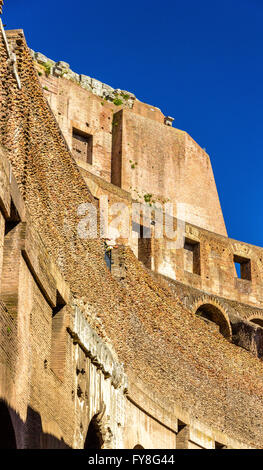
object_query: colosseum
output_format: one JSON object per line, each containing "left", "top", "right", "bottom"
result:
{"left": 1, "top": 0, "right": 263, "bottom": 450}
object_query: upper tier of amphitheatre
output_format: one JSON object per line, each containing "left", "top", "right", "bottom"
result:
{"left": 2, "top": 12, "right": 263, "bottom": 449}
{"left": 31, "top": 45, "right": 263, "bottom": 312}
{"left": 31, "top": 47, "right": 227, "bottom": 237}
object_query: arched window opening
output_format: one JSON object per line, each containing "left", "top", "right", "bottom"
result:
{"left": 249, "top": 318, "right": 263, "bottom": 328}
{"left": 84, "top": 415, "right": 103, "bottom": 449}
{"left": 195, "top": 304, "right": 231, "bottom": 340}
{"left": 134, "top": 444, "right": 144, "bottom": 449}
{"left": 0, "top": 401, "right": 17, "bottom": 448}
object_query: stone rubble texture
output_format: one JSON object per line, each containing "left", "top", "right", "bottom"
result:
{"left": 32, "top": 49, "right": 136, "bottom": 108}
{"left": 0, "top": 10, "right": 263, "bottom": 450}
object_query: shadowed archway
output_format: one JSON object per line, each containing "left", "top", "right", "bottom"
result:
{"left": 0, "top": 400, "right": 17, "bottom": 448}
{"left": 249, "top": 317, "right": 263, "bottom": 328}
{"left": 84, "top": 415, "right": 103, "bottom": 449}
{"left": 195, "top": 303, "right": 232, "bottom": 340}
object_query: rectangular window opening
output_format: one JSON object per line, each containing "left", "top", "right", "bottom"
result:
{"left": 234, "top": 262, "right": 241, "bottom": 278}
{"left": 138, "top": 224, "right": 151, "bottom": 269}
{"left": 72, "top": 128, "right": 93, "bottom": 164}
{"left": 234, "top": 254, "right": 251, "bottom": 281}
{"left": 184, "top": 237, "right": 200, "bottom": 275}
{"left": 104, "top": 244, "right": 112, "bottom": 271}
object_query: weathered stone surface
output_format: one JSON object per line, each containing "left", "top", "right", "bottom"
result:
{"left": 1, "top": 17, "right": 263, "bottom": 451}
{"left": 32, "top": 49, "right": 137, "bottom": 106}
{"left": 79, "top": 74, "right": 92, "bottom": 91}
{"left": 35, "top": 51, "right": 55, "bottom": 66}
{"left": 56, "top": 60, "right": 69, "bottom": 69}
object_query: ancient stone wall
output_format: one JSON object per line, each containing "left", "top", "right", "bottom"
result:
{"left": 33, "top": 51, "right": 227, "bottom": 236}
{"left": 152, "top": 220, "right": 263, "bottom": 307}
{"left": 113, "top": 109, "right": 227, "bottom": 236}
{"left": 0, "top": 144, "right": 129, "bottom": 448}
{"left": 72, "top": 165, "right": 263, "bottom": 310}
{"left": 2, "top": 21, "right": 263, "bottom": 450}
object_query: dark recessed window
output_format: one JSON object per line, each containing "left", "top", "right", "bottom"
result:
{"left": 184, "top": 238, "right": 200, "bottom": 275}
{"left": 234, "top": 254, "right": 251, "bottom": 281}
{"left": 132, "top": 222, "right": 151, "bottom": 269}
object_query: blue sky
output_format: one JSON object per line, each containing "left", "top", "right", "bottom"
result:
{"left": 3, "top": 0, "right": 263, "bottom": 246}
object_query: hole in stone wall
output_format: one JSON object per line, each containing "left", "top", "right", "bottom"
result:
{"left": 234, "top": 254, "right": 251, "bottom": 281}
{"left": 249, "top": 317, "right": 263, "bottom": 328}
{"left": 72, "top": 128, "right": 93, "bottom": 164}
{"left": 104, "top": 243, "right": 112, "bottom": 271}
{"left": 234, "top": 262, "right": 241, "bottom": 278}
{"left": 177, "top": 420, "right": 187, "bottom": 432}
{"left": 133, "top": 222, "right": 152, "bottom": 269}
{"left": 184, "top": 238, "right": 200, "bottom": 275}
{"left": 84, "top": 415, "right": 103, "bottom": 449}
{"left": 0, "top": 400, "right": 17, "bottom": 448}
{"left": 195, "top": 303, "right": 231, "bottom": 340}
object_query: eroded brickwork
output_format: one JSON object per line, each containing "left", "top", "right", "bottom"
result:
{"left": 1, "top": 10, "right": 263, "bottom": 450}
{"left": 34, "top": 53, "right": 226, "bottom": 236}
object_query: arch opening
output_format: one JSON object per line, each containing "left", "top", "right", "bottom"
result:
{"left": 0, "top": 401, "right": 17, "bottom": 449}
{"left": 249, "top": 318, "right": 263, "bottom": 328}
{"left": 134, "top": 444, "right": 144, "bottom": 449}
{"left": 195, "top": 303, "right": 231, "bottom": 340}
{"left": 84, "top": 415, "right": 103, "bottom": 449}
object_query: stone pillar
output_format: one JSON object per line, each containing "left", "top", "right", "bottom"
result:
{"left": 176, "top": 423, "right": 190, "bottom": 449}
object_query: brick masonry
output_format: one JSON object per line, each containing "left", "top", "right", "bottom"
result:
{"left": 1, "top": 12, "right": 263, "bottom": 450}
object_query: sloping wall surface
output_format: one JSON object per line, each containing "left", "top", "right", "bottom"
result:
{"left": 1, "top": 26, "right": 263, "bottom": 448}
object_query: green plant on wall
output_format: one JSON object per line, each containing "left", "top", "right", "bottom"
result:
{"left": 121, "top": 93, "right": 130, "bottom": 100}
{"left": 144, "top": 193, "right": 154, "bottom": 206}
{"left": 129, "top": 160, "right": 138, "bottom": 169}
{"left": 113, "top": 98, "right": 123, "bottom": 106}
{"left": 42, "top": 62, "right": 52, "bottom": 76}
